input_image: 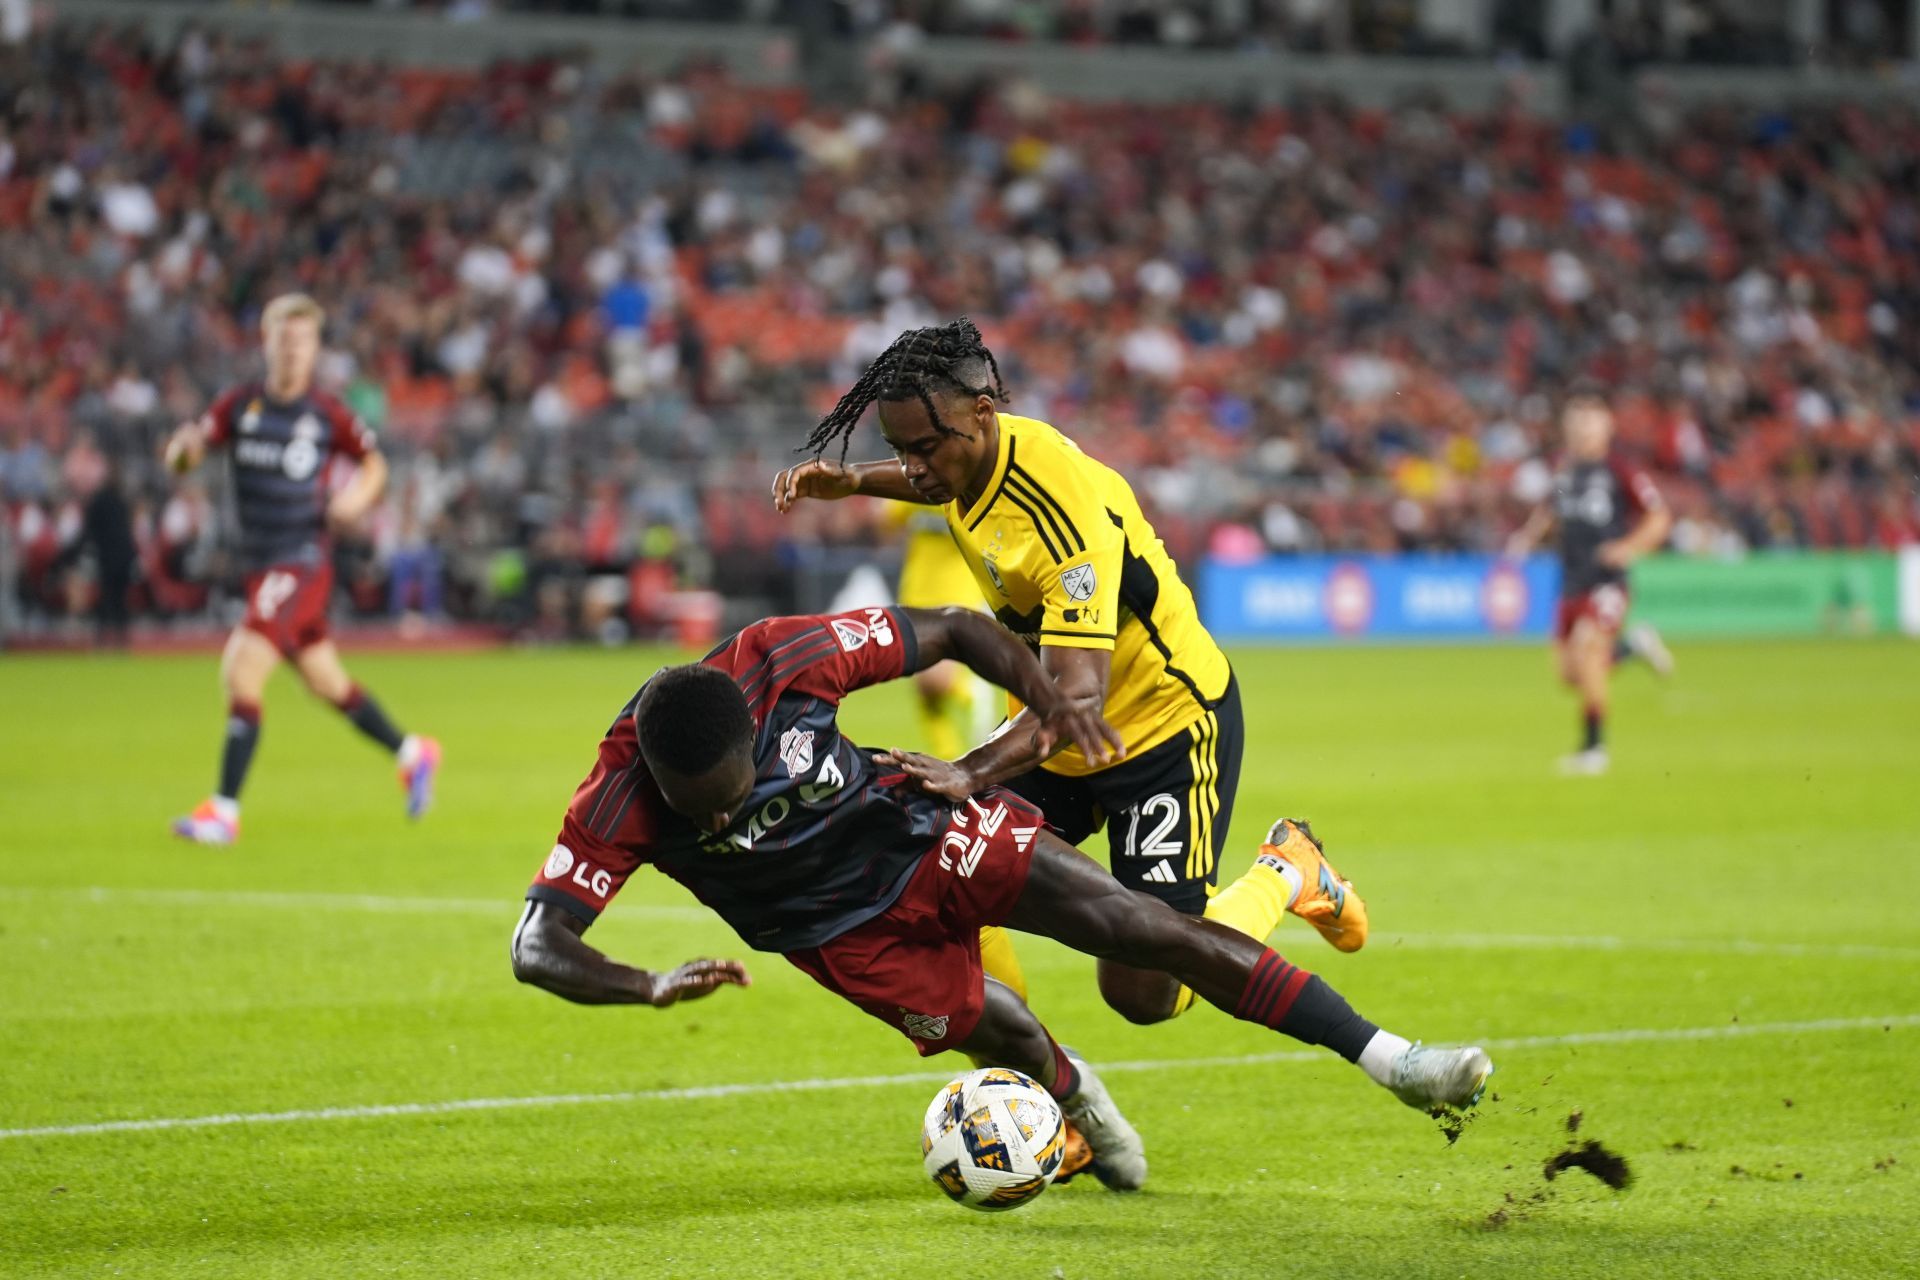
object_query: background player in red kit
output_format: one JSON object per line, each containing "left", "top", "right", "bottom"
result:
{"left": 1509, "top": 390, "right": 1675, "bottom": 776}
{"left": 162, "top": 293, "right": 441, "bottom": 844}
{"left": 511, "top": 604, "right": 1494, "bottom": 1191}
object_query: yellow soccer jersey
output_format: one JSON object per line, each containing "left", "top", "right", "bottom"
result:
{"left": 943, "top": 413, "right": 1231, "bottom": 776}
{"left": 884, "top": 501, "right": 980, "bottom": 610}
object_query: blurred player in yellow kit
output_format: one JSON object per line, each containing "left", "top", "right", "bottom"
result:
{"left": 885, "top": 500, "right": 987, "bottom": 760}
{"left": 883, "top": 499, "right": 1029, "bottom": 1003}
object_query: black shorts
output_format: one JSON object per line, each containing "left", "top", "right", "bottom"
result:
{"left": 1003, "top": 676, "right": 1244, "bottom": 915}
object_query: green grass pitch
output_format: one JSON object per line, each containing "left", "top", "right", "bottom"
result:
{"left": 3, "top": 637, "right": 1918, "bottom": 1278}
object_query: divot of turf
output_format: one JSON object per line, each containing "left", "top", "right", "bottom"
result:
{"left": 1544, "top": 1140, "right": 1634, "bottom": 1190}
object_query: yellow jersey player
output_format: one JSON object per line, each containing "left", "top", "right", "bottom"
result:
{"left": 773, "top": 318, "right": 1371, "bottom": 1027}
{"left": 884, "top": 499, "right": 990, "bottom": 760}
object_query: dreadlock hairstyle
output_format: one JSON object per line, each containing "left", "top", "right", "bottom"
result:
{"left": 800, "top": 317, "right": 1009, "bottom": 462}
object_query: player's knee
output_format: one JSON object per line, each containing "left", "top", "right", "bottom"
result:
{"left": 1098, "top": 979, "right": 1177, "bottom": 1026}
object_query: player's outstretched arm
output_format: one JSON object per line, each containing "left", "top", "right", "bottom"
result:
{"left": 327, "top": 449, "right": 388, "bottom": 528}
{"left": 1600, "top": 502, "right": 1673, "bottom": 568}
{"left": 878, "top": 609, "right": 1123, "bottom": 800}
{"left": 1504, "top": 504, "right": 1555, "bottom": 560}
{"left": 163, "top": 419, "right": 211, "bottom": 475}
{"left": 511, "top": 901, "right": 749, "bottom": 1007}
{"left": 771, "top": 458, "right": 929, "bottom": 509}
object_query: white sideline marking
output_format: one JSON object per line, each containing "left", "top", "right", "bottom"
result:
{"left": 0, "top": 886, "right": 709, "bottom": 923}
{"left": 1382, "top": 932, "right": 1920, "bottom": 961}
{"left": 2, "top": 1013, "right": 1912, "bottom": 1143}
{"left": 12, "top": 887, "right": 1920, "bottom": 959}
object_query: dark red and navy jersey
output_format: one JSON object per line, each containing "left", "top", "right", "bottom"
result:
{"left": 1553, "top": 455, "right": 1663, "bottom": 595}
{"left": 526, "top": 607, "right": 948, "bottom": 953}
{"left": 203, "top": 384, "right": 376, "bottom": 572}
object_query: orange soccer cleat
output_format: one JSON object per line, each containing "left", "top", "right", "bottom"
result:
{"left": 1049, "top": 1119, "right": 1096, "bottom": 1185}
{"left": 1259, "top": 818, "right": 1367, "bottom": 953}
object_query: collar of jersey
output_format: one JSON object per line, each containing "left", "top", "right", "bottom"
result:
{"left": 959, "top": 413, "right": 1016, "bottom": 532}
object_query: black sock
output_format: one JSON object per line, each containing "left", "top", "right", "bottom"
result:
{"left": 338, "top": 684, "right": 406, "bottom": 754}
{"left": 1583, "top": 707, "right": 1603, "bottom": 751}
{"left": 1235, "top": 950, "right": 1380, "bottom": 1062}
{"left": 220, "top": 700, "right": 262, "bottom": 800}
{"left": 1611, "top": 636, "right": 1632, "bottom": 664}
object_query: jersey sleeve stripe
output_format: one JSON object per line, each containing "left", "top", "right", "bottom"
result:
{"left": 1008, "top": 465, "right": 1085, "bottom": 553}
{"left": 1005, "top": 472, "right": 1077, "bottom": 561}
{"left": 1038, "top": 628, "right": 1118, "bottom": 640}
{"left": 1001, "top": 486, "right": 1067, "bottom": 563}
{"left": 591, "top": 771, "right": 643, "bottom": 840}
{"left": 744, "top": 636, "right": 841, "bottom": 711}
{"left": 736, "top": 627, "right": 835, "bottom": 703}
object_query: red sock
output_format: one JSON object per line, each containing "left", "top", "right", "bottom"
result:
{"left": 1043, "top": 1037, "right": 1080, "bottom": 1102}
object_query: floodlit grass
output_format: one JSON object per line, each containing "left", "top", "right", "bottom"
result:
{"left": 3, "top": 638, "right": 1917, "bottom": 1278}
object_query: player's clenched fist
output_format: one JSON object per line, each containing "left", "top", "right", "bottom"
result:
{"left": 647, "top": 958, "right": 751, "bottom": 1007}
{"left": 771, "top": 459, "right": 859, "bottom": 511}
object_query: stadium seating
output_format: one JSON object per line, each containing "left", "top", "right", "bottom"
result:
{"left": 2, "top": 18, "right": 1916, "bottom": 636}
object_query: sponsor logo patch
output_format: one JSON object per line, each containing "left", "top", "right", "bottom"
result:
{"left": 864, "top": 607, "right": 895, "bottom": 646}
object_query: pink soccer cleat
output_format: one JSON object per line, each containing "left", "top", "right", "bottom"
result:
{"left": 171, "top": 798, "right": 239, "bottom": 846}
{"left": 399, "top": 736, "right": 442, "bottom": 821}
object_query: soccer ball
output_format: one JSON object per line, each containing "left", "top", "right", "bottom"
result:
{"left": 920, "top": 1067, "right": 1068, "bottom": 1212}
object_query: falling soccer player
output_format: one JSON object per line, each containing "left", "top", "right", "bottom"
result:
{"left": 510, "top": 604, "right": 1494, "bottom": 1192}
{"left": 162, "top": 293, "right": 440, "bottom": 844}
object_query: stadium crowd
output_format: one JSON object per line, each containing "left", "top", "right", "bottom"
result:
{"left": 2, "top": 16, "right": 1917, "bottom": 638}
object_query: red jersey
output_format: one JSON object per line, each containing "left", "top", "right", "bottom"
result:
{"left": 204, "top": 384, "right": 375, "bottom": 571}
{"left": 1553, "top": 454, "right": 1663, "bottom": 594}
{"left": 526, "top": 608, "right": 954, "bottom": 952}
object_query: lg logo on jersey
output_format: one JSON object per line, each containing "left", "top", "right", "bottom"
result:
{"left": 544, "top": 844, "right": 612, "bottom": 899}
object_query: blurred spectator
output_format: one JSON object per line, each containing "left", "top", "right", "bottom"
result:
{"left": 0, "top": 18, "right": 1915, "bottom": 644}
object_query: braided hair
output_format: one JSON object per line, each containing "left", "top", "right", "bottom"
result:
{"left": 800, "top": 317, "right": 1008, "bottom": 462}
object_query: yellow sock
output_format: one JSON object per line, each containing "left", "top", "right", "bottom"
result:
{"left": 969, "top": 925, "right": 1031, "bottom": 1068}
{"left": 1170, "top": 862, "right": 1294, "bottom": 1017}
{"left": 920, "top": 691, "right": 963, "bottom": 759}
{"left": 978, "top": 925, "right": 1028, "bottom": 1002}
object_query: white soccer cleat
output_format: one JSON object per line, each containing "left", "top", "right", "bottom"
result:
{"left": 1625, "top": 623, "right": 1675, "bottom": 678}
{"left": 1387, "top": 1043, "right": 1494, "bottom": 1112}
{"left": 1058, "top": 1048, "right": 1147, "bottom": 1191}
{"left": 1558, "top": 747, "right": 1609, "bottom": 777}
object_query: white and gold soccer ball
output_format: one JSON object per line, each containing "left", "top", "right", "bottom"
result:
{"left": 920, "top": 1067, "right": 1068, "bottom": 1212}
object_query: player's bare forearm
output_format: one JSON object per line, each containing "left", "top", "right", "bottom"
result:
{"left": 163, "top": 422, "right": 208, "bottom": 475}
{"left": 847, "top": 461, "right": 932, "bottom": 503}
{"left": 882, "top": 623, "right": 1122, "bottom": 796}
{"left": 903, "top": 607, "right": 1057, "bottom": 711}
{"left": 510, "top": 902, "right": 749, "bottom": 1007}
{"left": 772, "top": 458, "right": 926, "bottom": 510}
{"left": 954, "top": 709, "right": 1051, "bottom": 790}
{"left": 1505, "top": 506, "right": 1554, "bottom": 558}
{"left": 328, "top": 451, "right": 387, "bottom": 526}
{"left": 1617, "top": 508, "right": 1673, "bottom": 562}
